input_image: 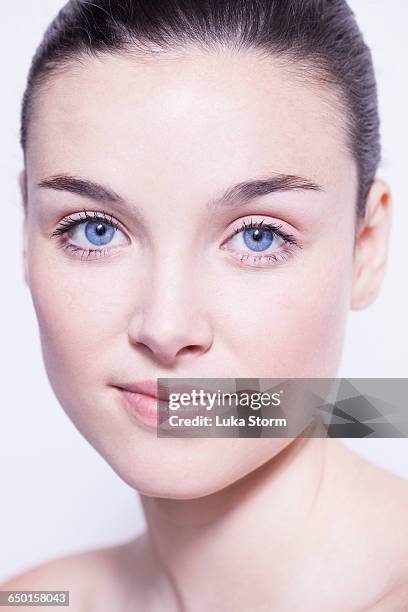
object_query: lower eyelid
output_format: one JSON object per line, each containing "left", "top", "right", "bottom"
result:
{"left": 56, "top": 232, "right": 131, "bottom": 263}
{"left": 221, "top": 242, "right": 299, "bottom": 268}
{"left": 57, "top": 242, "right": 125, "bottom": 261}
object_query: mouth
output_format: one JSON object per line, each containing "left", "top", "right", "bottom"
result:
{"left": 113, "top": 379, "right": 234, "bottom": 430}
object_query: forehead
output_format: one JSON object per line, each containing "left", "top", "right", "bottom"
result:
{"left": 27, "top": 48, "right": 355, "bottom": 199}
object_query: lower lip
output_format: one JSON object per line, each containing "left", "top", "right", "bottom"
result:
{"left": 118, "top": 389, "right": 226, "bottom": 431}
{"left": 119, "top": 390, "right": 163, "bottom": 429}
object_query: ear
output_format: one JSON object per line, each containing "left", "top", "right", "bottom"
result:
{"left": 350, "top": 179, "right": 392, "bottom": 310}
{"left": 19, "top": 169, "right": 30, "bottom": 288}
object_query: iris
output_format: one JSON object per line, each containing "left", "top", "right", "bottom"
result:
{"left": 243, "top": 228, "right": 274, "bottom": 252}
{"left": 85, "top": 222, "right": 116, "bottom": 246}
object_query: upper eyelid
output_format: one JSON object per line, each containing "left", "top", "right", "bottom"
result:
{"left": 228, "top": 217, "right": 300, "bottom": 245}
{"left": 51, "top": 210, "right": 124, "bottom": 236}
{"left": 54, "top": 211, "right": 280, "bottom": 232}
{"left": 230, "top": 216, "right": 290, "bottom": 231}
{"left": 65, "top": 210, "right": 118, "bottom": 225}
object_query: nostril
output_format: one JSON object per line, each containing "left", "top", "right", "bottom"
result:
{"left": 181, "top": 345, "right": 200, "bottom": 355}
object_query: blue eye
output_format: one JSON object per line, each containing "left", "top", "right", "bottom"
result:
{"left": 221, "top": 218, "right": 300, "bottom": 268}
{"left": 242, "top": 227, "right": 274, "bottom": 252}
{"left": 85, "top": 221, "right": 117, "bottom": 246}
{"left": 52, "top": 211, "right": 129, "bottom": 258}
{"left": 226, "top": 220, "right": 287, "bottom": 255}
{"left": 70, "top": 218, "right": 127, "bottom": 249}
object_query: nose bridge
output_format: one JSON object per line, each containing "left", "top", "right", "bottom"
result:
{"left": 128, "top": 247, "right": 213, "bottom": 362}
{"left": 149, "top": 251, "right": 197, "bottom": 318}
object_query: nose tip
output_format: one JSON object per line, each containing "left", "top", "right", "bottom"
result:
{"left": 129, "top": 310, "right": 213, "bottom": 366}
{"left": 149, "top": 342, "right": 207, "bottom": 366}
{"left": 127, "top": 261, "right": 214, "bottom": 365}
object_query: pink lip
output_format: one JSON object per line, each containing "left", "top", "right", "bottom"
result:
{"left": 119, "top": 389, "right": 164, "bottom": 429}
{"left": 116, "top": 379, "right": 219, "bottom": 401}
{"left": 114, "top": 379, "right": 232, "bottom": 431}
{"left": 119, "top": 379, "right": 160, "bottom": 398}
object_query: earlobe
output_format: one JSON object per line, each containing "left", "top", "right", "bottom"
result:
{"left": 350, "top": 179, "right": 392, "bottom": 310}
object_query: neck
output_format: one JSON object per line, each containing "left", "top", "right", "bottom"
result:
{"left": 137, "top": 435, "right": 333, "bottom": 610}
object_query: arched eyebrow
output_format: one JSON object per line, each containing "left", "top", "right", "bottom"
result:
{"left": 38, "top": 175, "right": 123, "bottom": 205}
{"left": 208, "top": 174, "right": 323, "bottom": 210}
{"left": 38, "top": 173, "right": 323, "bottom": 210}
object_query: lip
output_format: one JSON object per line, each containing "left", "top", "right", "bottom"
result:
{"left": 118, "top": 389, "right": 165, "bottom": 429}
{"left": 115, "top": 379, "right": 226, "bottom": 401}
{"left": 119, "top": 379, "right": 161, "bottom": 399}
{"left": 114, "top": 379, "right": 235, "bottom": 430}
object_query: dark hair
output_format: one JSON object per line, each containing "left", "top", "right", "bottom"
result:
{"left": 21, "top": 0, "right": 381, "bottom": 219}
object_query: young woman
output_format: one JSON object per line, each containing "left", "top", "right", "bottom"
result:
{"left": 2, "top": 0, "right": 408, "bottom": 610}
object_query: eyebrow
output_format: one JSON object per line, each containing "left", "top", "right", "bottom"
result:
{"left": 38, "top": 175, "right": 124, "bottom": 205}
{"left": 38, "top": 173, "right": 323, "bottom": 210}
{"left": 209, "top": 174, "right": 323, "bottom": 209}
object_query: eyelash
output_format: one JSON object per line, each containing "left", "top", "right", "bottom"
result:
{"left": 224, "top": 218, "right": 301, "bottom": 268}
{"left": 51, "top": 210, "right": 301, "bottom": 267}
{"left": 51, "top": 209, "right": 122, "bottom": 260}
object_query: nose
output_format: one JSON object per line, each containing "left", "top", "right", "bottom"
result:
{"left": 127, "top": 263, "right": 214, "bottom": 366}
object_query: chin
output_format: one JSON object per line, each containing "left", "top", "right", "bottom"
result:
{"left": 114, "top": 466, "right": 231, "bottom": 499}
{"left": 101, "top": 437, "right": 294, "bottom": 500}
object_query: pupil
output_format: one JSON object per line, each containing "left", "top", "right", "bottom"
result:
{"left": 95, "top": 223, "right": 106, "bottom": 236}
{"left": 253, "top": 229, "right": 263, "bottom": 241}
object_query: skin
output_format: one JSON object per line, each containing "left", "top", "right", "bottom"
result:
{"left": 3, "top": 47, "right": 407, "bottom": 610}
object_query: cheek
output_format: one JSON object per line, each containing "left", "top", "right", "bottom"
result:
{"left": 222, "top": 240, "right": 353, "bottom": 377}
{"left": 28, "top": 253, "right": 131, "bottom": 404}
{"left": 27, "top": 255, "right": 139, "bottom": 460}
{"left": 32, "top": 278, "right": 118, "bottom": 358}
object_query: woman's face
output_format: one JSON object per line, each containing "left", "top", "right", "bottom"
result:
{"left": 23, "top": 49, "right": 358, "bottom": 497}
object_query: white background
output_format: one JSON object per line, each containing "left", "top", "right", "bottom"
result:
{"left": 1, "top": 1, "right": 407, "bottom": 582}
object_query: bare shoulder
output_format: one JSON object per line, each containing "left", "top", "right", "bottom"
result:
{"left": 363, "top": 473, "right": 408, "bottom": 611}
{"left": 322, "top": 440, "right": 408, "bottom": 609}
{"left": 0, "top": 539, "right": 139, "bottom": 612}
{"left": 0, "top": 553, "right": 86, "bottom": 612}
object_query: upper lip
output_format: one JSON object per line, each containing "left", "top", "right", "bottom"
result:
{"left": 114, "top": 379, "right": 241, "bottom": 421}
{"left": 116, "top": 379, "right": 162, "bottom": 398}
{"left": 114, "top": 379, "right": 224, "bottom": 402}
